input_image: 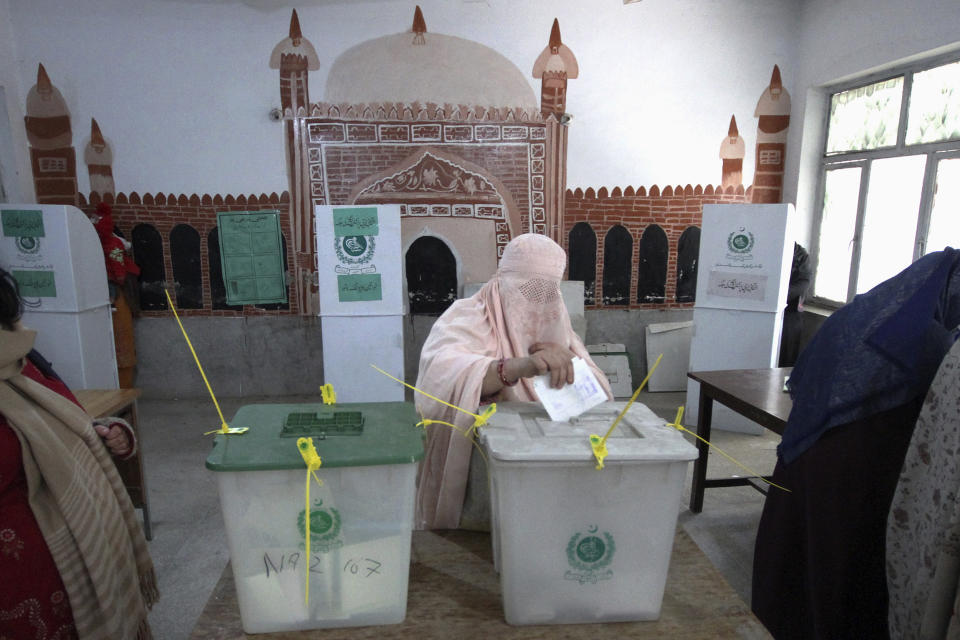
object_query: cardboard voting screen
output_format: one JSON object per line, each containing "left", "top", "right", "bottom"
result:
{"left": 0, "top": 205, "right": 109, "bottom": 312}
{"left": 315, "top": 205, "right": 402, "bottom": 316}
{"left": 216, "top": 210, "right": 287, "bottom": 306}
{"left": 694, "top": 203, "right": 795, "bottom": 313}
{"left": 0, "top": 204, "right": 117, "bottom": 389}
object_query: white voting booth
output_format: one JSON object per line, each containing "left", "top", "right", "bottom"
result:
{"left": 315, "top": 205, "right": 404, "bottom": 402}
{"left": 685, "top": 203, "right": 794, "bottom": 434}
{"left": 0, "top": 204, "right": 118, "bottom": 389}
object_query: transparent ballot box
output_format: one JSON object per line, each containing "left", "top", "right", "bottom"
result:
{"left": 206, "top": 402, "right": 424, "bottom": 634}
{"left": 481, "top": 401, "right": 697, "bottom": 625}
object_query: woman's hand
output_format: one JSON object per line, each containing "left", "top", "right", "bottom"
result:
{"left": 94, "top": 423, "right": 132, "bottom": 457}
{"left": 528, "top": 342, "right": 575, "bottom": 389}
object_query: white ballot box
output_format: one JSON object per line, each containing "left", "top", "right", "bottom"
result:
{"left": 480, "top": 401, "right": 697, "bottom": 625}
{"left": 206, "top": 401, "right": 424, "bottom": 633}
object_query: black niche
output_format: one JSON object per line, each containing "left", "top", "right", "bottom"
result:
{"left": 602, "top": 224, "right": 633, "bottom": 306}
{"left": 637, "top": 224, "right": 668, "bottom": 303}
{"left": 406, "top": 235, "right": 457, "bottom": 315}
{"left": 207, "top": 228, "right": 243, "bottom": 312}
{"left": 568, "top": 222, "right": 597, "bottom": 306}
{"left": 676, "top": 226, "right": 701, "bottom": 303}
{"left": 170, "top": 224, "right": 203, "bottom": 309}
{"left": 131, "top": 224, "right": 167, "bottom": 311}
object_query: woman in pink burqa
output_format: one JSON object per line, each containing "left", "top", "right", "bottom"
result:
{"left": 415, "top": 233, "right": 612, "bottom": 530}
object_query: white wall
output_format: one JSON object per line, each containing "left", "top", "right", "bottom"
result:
{"left": 0, "top": 0, "right": 33, "bottom": 202}
{"left": 4, "top": 0, "right": 957, "bottom": 253}
{"left": 785, "top": 0, "right": 960, "bottom": 246}
{"left": 5, "top": 0, "right": 798, "bottom": 200}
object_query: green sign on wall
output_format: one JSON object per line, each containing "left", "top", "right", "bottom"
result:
{"left": 332, "top": 207, "right": 379, "bottom": 237}
{"left": 12, "top": 270, "right": 56, "bottom": 297}
{"left": 216, "top": 211, "right": 287, "bottom": 306}
{"left": 1, "top": 210, "right": 44, "bottom": 237}
{"left": 337, "top": 273, "right": 382, "bottom": 302}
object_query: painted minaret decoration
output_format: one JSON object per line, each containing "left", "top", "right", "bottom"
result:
{"left": 270, "top": 9, "right": 318, "bottom": 115}
{"left": 533, "top": 19, "right": 578, "bottom": 118}
{"left": 270, "top": 9, "right": 320, "bottom": 313}
{"left": 533, "top": 19, "right": 577, "bottom": 243}
{"left": 719, "top": 115, "right": 745, "bottom": 189}
{"left": 24, "top": 63, "right": 78, "bottom": 205}
{"left": 751, "top": 65, "right": 791, "bottom": 204}
{"left": 85, "top": 118, "right": 115, "bottom": 196}
{"left": 412, "top": 5, "right": 426, "bottom": 45}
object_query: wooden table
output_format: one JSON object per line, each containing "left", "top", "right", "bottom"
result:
{"left": 74, "top": 388, "right": 152, "bottom": 540}
{"left": 190, "top": 528, "right": 770, "bottom": 639}
{"left": 687, "top": 368, "right": 792, "bottom": 513}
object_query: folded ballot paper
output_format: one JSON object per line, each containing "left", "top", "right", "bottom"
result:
{"left": 532, "top": 356, "right": 609, "bottom": 422}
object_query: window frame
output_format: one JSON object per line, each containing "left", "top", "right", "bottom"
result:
{"left": 810, "top": 50, "right": 960, "bottom": 307}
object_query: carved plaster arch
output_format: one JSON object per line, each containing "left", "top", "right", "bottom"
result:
{"left": 346, "top": 147, "right": 522, "bottom": 242}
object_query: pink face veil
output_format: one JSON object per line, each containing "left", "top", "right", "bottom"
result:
{"left": 495, "top": 234, "right": 572, "bottom": 350}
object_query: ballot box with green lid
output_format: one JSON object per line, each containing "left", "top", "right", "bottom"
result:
{"left": 480, "top": 401, "right": 697, "bottom": 625}
{"left": 206, "top": 402, "right": 424, "bottom": 633}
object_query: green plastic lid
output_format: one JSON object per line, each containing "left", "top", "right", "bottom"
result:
{"left": 205, "top": 401, "right": 424, "bottom": 472}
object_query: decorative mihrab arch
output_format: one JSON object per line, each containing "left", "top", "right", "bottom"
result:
{"left": 348, "top": 148, "right": 521, "bottom": 258}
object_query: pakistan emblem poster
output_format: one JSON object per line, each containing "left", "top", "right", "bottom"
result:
{"left": 315, "top": 205, "right": 403, "bottom": 316}
{"left": 695, "top": 203, "right": 795, "bottom": 313}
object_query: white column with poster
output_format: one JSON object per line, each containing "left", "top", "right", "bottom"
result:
{"left": 685, "top": 203, "right": 794, "bottom": 434}
{"left": 0, "top": 204, "right": 118, "bottom": 389}
{"left": 315, "top": 205, "right": 404, "bottom": 402}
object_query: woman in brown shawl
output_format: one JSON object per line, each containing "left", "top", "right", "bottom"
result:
{"left": 0, "top": 269, "right": 157, "bottom": 639}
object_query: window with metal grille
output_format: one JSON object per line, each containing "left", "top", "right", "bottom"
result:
{"left": 812, "top": 54, "right": 960, "bottom": 305}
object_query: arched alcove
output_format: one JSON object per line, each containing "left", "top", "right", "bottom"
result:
{"left": 568, "top": 222, "right": 597, "bottom": 306}
{"left": 602, "top": 224, "right": 632, "bottom": 306}
{"left": 406, "top": 235, "right": 457, "bottom": 315}
{"left": 637, "top": 224, "right": 668, "bottom": 303}
{"left": 170, "top": 224, "right": 202, "bottom": 309}
{"left": 676, "top": 226, "right": 701, "bottom": 303}
{"left": 132, "top": 224, "right": 166, "bottom": 311}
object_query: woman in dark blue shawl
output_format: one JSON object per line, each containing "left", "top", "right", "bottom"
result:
{"left": 781, "top": 247, "right": 960, "bottom": 464}
{"left": 753, "top": 248, "right": 960, "bottom": 639}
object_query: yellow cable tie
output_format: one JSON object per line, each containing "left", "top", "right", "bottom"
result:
{"left": 590, "top": 353, "right": 663, "bottom": 470}
{"left": 369, "top": 364, "right": 492, "bottom": 470}
{"left": 297, "top": 437, "right": 324, "bottom": 606}
{"left": 469, "top": 403, "right": 497, "bottom": 436}
{"left": 667, "top": 406, "right": 791, "bottom": 493}
{"left": 164, "top": 289, "right": 247, "bottom": 435}
{"left": 319, "top": 384, "right": 336, "bottom": 405}
{"left": 589, "top": 434, "right": 608, "bottom": 470}
{"left": 416, "top": 417, "right": 490, "bottom": 471}
{"left": 369, "top": 364, "right": 481, "bottom": 422}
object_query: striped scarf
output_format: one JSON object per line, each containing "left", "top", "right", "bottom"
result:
{"left": 0, "top": 327, "right": 157, "bottom": 639}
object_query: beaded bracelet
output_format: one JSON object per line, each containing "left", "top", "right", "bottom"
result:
{"left": 497, "top": 358, "right": 518, "bottom": 387}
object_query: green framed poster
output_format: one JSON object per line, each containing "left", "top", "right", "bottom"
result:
{"left": 216, "top": 210, "right": 287, "bottom": 306}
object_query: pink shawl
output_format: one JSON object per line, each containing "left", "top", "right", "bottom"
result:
{"left": 414, "top": 234, "right": 612, "bottom": 529}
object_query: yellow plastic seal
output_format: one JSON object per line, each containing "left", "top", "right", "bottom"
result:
{"left": 320, "top": 383, "right": 336, "bottom": 405}
{"left": 590, "top": 353, "right": 663, "bottom": 470}
{"left": 470, "top": 403, "right": 497, "bottom": 435}
{"left": 589, "top": 434, "right": 609, "bottom": 470}
{"left": 296, "top": 437, "right": 324, "bottom": 605}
